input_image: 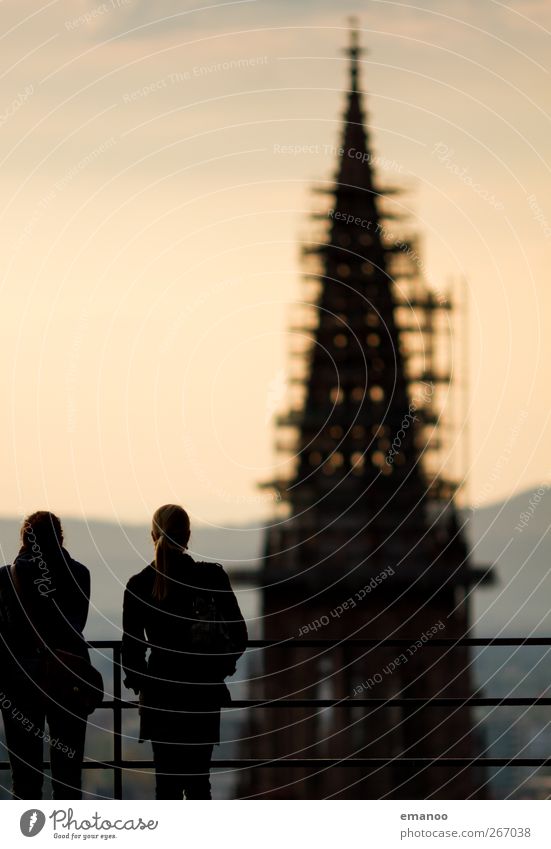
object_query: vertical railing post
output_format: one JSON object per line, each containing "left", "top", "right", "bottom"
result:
{"left": 112, "top": 644, "right": 123, "bottom": 800}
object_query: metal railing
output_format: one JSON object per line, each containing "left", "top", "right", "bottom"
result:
{"left": 2, "top": 637, "right": 551, "bottom": 799}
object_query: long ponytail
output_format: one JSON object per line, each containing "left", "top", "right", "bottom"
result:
{"left": 151, "top": 504, "right": 191, "bottom": 601}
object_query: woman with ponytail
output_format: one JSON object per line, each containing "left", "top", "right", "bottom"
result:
{"left": 121, "top": 505, "right": 247, "bottom": 800}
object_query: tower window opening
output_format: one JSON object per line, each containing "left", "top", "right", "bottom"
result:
{"left": 372, "top": 451, "right": 386, "bottom": 468}
{"left": 351, "top": 451, "right": 365, "bottom": 470}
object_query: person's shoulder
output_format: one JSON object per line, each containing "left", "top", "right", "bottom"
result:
{"left": 0, "top": 564, "right": 11, "bottom": 588}
{"left": 202, "top": 560, "right": 225, "bottom": 571}
{"left": 126, "top": 563, "right": 154, "bottom": 592}
{"left": 198, "top": 560, "right": 231, "bottom": 586}
{"left": 193, "top": 558, "right": 224, "bottom": 572}
{"left": 68, "top": 557, "right": 90, "bottom": 579}
{"left": 187, "top": 555, "right": 223, "bottom": 574}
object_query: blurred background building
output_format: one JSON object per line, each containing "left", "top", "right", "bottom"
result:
{"left": 238, "top": 27, "right": 491, "bottom": 799}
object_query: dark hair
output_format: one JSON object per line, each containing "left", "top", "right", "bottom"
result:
{"left": 20, "top": 511, "right": 64, "bottom": 553}
{"left": 151, "top": 504, "right": 191, "bottom": 601}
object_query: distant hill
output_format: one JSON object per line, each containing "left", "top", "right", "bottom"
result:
{"left": 1, "top": 486, "right": 549, "bottom": 639}
{"left": 467, "top": 487, "right": 551, "bottom": 636}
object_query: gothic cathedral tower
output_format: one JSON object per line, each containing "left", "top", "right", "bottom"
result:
{"left": 240, "top": 27, "right": 486, "bottom": 800}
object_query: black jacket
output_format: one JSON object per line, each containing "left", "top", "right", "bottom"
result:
{"left": 0, "top": 547, "right": 90, "bottom": 688}
{"left": 122, "top": 555, "right": 247, "bottom": 707}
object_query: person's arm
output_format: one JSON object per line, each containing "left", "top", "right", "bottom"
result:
{"left": 72, "top": 563, "right": 90, "bottom": 634}
{"left": 47, "top": 556, "right": 90, "bottom": 639}
{"left": 212, "top": 565, "right": 248, "bottom": 677}
{"left": 122, "top": 579, "right": 148, "bottom": 694}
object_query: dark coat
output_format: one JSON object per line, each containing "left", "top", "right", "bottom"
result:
{"left": 0, "top": 547, "right": 90, "bottom": 695}
{"left": 121, "top": 555, "right": 248, "bottom": 744}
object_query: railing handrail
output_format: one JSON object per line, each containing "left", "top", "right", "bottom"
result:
{"left": 2, "top": 637, "right": 550, "bottom": 798}
{"left": 89, "top": 637, "right": 551, "bottom": 648}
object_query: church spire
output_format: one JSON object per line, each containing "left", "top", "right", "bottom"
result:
{"left": 348, "top": 18, "right": 362, "bottom": 94}
{"left": 337, "top": 22, "right": 373, "bottom": 197}
{"left": 240, "top": 28, "right": 486, "bottom": 802}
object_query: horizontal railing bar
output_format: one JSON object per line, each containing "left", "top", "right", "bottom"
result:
{"left": 98, "top": 697, "right": 551, "bottom": 710}
{"left": 88, "top": 638, "right": 551, "bottom": 649}
{"left": 244, "top": 639, "right": 551, "bottom": 648}
{"left": 2, "top": 758, "right": 551, "bottom": 770}
{"left": 229, "top": 697, "right": 551, "bottom": 708}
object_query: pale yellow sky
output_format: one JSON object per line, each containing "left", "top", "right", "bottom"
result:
{"left": 0, "top": 0, "right": 550, "bottom": 526}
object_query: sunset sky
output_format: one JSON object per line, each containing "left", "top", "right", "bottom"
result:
{"left": 0, "top": 0, "right": 550, "bottom": 529}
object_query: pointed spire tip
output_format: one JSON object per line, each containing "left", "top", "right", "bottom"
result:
{"left": 346, "top": 18, "right": 364, "bottom": 93}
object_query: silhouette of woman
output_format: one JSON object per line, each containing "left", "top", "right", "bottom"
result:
{"left": 122, "top": 504, "right": 248, "bottom": 800}
{"left": 0, "top": 512, "right": 91, "bottom": 799}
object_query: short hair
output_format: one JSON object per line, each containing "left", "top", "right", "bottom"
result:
{"left": 20, "top": 511, "right": 64, "bottom": 552}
